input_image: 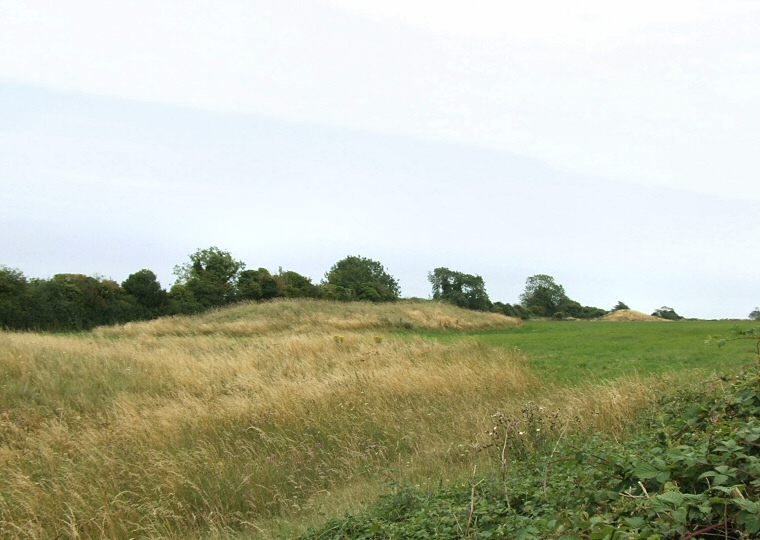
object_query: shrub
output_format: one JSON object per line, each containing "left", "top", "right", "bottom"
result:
{"left": 323, "top": 256, "right": 400, "bottom": 302}
{"left": 653, "top": 306, "right": 683, "bottom": 320}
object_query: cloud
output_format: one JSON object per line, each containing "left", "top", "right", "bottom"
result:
{"left": 1, "top": 0, "right": 759, "bottom": 202}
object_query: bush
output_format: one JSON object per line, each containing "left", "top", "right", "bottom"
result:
{"left": 323, "top": 256, "right": 400, "bottom": 302}
{"left": 653, "top": 306, "right": 683, "bottom": 320}
{"left": 428, "top": 267, "right": 491, "bottom": 311}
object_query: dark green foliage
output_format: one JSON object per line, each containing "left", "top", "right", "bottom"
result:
{"left": 750, "top": 307, "right": 760, "bottom": 321}
{"left": 167, "top": 283, "right": 203, "bottom": 315}
{"left": 428, "top": 267, "right": 492, "bottom": 311}
{"left": 300, "top": 363, "right": 760, "bottom": 540}
{"left": 519, "top": 274, "right": 569, "bottom": 316}
{"left": 324, "top": 255, "right": 400, "bottom": 302}
{"left": 318, "top": 283, "right": 356, "bottom": 302}
{"left": 614, "top": 301, "right": 630, "bottom": 311}
{"left": 236, "top": 270, "right": 264, "bottom": 301}
{"left": 278, "top": 270, "right": 319, "bottom": 299}
{"left": 517, "top": 275, "right": 606, "bottom": 319}
{"left": 492, "top": 302, "right": 530, "bottom": 319}
{"left": 172, "top": 246, "right": 245, "bottom": 309}
{"left": 0, "top": 266, "right": 29, "bottom": 329}
{"left": 653, "top": 306, "right": 683, "bottom": 320}
{"left": 237, "top": 268, "right": 282, "bottom": 301}
{"left": 121, "top": 269, "right": 167, "bottom": 319}
{"left": 0, "top": 266, "right": 171, "bottom": 331}
{"left": 562, "top": 300, "right": 608, "bottom": 320}
{"left": 24, "top": 274, "right": 129, "bottom": 330}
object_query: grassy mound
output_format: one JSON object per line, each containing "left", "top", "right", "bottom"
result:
{"left": 0, "top": 300, "right": 528, "bottom": 538}
{"left": 602, "top": 309, "right": 665, "bottom": 321}
{"left": 95, "top": 298, "right": 521, "bottom": 338}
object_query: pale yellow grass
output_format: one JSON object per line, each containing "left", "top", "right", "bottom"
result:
{"left": 94, "top": 298, "right": 520, "bottom": 337}
{"left": 0, "top": 300, "right": 525, "bottom": 539}
{"left": 0, "top": 300, "right": 677, "bottom": 539}
{"left": 602, "top": 309, "right": 667, "bottom": 321}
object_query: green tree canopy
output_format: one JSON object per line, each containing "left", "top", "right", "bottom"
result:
{"left": 519, "top": 274, "right": 569, "bottom": 317}
{"left": 122, "top": 269, "right": 167, "bottom": 313}
{"left": 237, "top": 268, "right": 283, "bottom": 301}
{"left": 173, "top": 247, "right": 245, "bottom": 308}
{"left": 652, "top": 306, "right": 683, "bottom": 320}
{"left": 324, "top": 256, "right": 400, "bottom": 302}
{"left": 750, "top": 307, "right": 760, "bottom": 321}
{"left": 428, "top": 267, "right": 491, "bottom": 311}
{"left": 278, "top": 270, "right": 318, "bottom": 298}
{"left": 0, "top": 266, "right": 29, "bottom": 329}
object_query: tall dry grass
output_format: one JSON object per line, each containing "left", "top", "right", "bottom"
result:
{"left": 96, "top": 298, "right": 521, "bottom": 338}
{"left": 0, "top": 299, "right": 683, "bottom": 538}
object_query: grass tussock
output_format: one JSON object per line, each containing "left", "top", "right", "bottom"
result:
{"left": 94, "top": 298, "right": 520, "bottom": 338}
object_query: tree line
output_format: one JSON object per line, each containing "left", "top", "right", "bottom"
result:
{"left": 0, "top": 246, "right": 702, "bottom": 332}
{"left": 0, "top": 249, "right": 400, "bottom": 331}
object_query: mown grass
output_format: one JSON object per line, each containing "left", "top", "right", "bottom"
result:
{"left": 426, "top": 319, "right": 753, "bottom": 385}
{"left": 0, "top": 300, "right": 752, "bottom": 539}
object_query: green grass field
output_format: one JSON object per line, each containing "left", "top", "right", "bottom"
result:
{"left": 426, "top": 319, "right": 754, "bottom": 385}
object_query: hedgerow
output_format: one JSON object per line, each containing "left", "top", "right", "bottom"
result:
{"left": 298, "top": 361, "right": 760, "bottom": 539}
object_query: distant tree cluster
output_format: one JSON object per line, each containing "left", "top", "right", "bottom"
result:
{"left": 3, "top": 247, "right": 724, "bottom": 332}
{"left": 426, "top": 268, "right": 609, "bottom": 320}
{"left": 428, "top": 267, "right": 491, "bottom": 311}
{"left": 513, "top": 273, "right": 607, "bottom": 320}
{"left": 0, "top": 249, "right": 399, "bottom": 331}
{"left": 651, "top": 306, "right": 683, "bottom": 321}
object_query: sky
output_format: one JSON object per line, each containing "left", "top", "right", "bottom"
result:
{"left": 1, "top": 0, "right": 758, "bottom": 319}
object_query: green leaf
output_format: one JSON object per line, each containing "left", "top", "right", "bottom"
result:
{"left": 656, "top": 491, "right": 684, "bottom": 506}
{"left": 737, "top": 512, "right": 760, "bottom": 534}
{"left": 633, "top": 461, "right": 660, "bottom": 480}
{"left": 712, "top": 474, "right": 730, "bottom": 486}
{"left": 655, "top": 471, "right": 671, "bottom": 483}
{"left": 733, "top": 498, "right": 759, "bottom": 514}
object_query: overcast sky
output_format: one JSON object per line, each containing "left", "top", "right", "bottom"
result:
{"left": 1, "top": 1, "right": 758, "bottom": 319}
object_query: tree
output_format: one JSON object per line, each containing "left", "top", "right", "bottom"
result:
{"left": 0, "top": 266, "right": 29, "bottom": 329}
{"left": 173, "top": 247, "right": 244, "bottom": 308}
{"left": 519, "top": 274, "right": 569, "bottom": 317}
{"left": 652, "top": 306, "right": 682, "bottom": 321}
{"left": 428, "top": 267, "right": 491, "bottom": 311}
{"left": 277, "top": 270, "right": 318, "bottom": 298}
{"left": 750, "top": 307, "right": 760, "bottom": 321}
{"left": 492, "top": 301, "right": 530, "bottom": 319}
{"left": 237, "top": 268, "right": 283, "bottom": 301}
{"left": 612, "top": 301, "right": 630, "bottom": 311}
{"left": 324, "top": 256, "right": 400, "bottom": 302}
{"left": 122, "top": 269, "right": 168, "bottom": 318}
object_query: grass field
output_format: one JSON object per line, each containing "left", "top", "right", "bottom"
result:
{"left": 0, "top": 300, "right": 754, "bottom": 539}
{"left": 431, "top": 318, "right": 754, "bottom": 385}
